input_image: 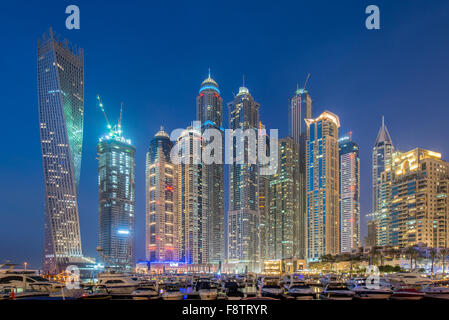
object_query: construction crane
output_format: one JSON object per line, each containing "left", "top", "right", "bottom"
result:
{"left": 118, "top": 102, "right": 123, "bottom": 134}
{"left": 302, "top": 72, "right": 310, "bottom": 92}
{"left": 96, "top": 94, "right": 112, "bottom": 130}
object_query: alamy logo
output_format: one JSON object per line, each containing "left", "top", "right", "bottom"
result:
{"left": 169, "top": 122, "right": 278, "bottom": 176}
{"left": 65, "top": 265, "right": 80, "bottom": 289}
{"left": 365, "top": 265, "right": 380, "bottom": 289}
{"left": 365, "top": 5, "right": 380, "bottom": 30}
{"left": 65, "top": 5, "right": 80, "bottom": 30}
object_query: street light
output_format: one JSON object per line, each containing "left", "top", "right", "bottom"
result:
{"left": 24, "top": 262, "right": 27, "bottom": 271}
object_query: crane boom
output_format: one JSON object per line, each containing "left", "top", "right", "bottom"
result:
{"left": 118, "top": 102, "right": 123, "bottom": 133}
{"left": 96, "top": 94, "right": 112, "bottom": 129}
{"left": 303, "top": 73, "right": 310, "bottom": 91}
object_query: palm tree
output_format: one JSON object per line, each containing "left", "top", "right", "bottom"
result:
{"left": 405, "top": 247, "right": 416, "bottom": 271}
{"left": 320, "top": 254, "right": 336, "bottom": 272}
{"left": 440, "top": 248, "right": 449, "bottom": 276}
{"left": 429, "top": 248, "right": 438, "bottom": 278}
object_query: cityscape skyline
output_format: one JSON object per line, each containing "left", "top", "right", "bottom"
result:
{"left": 1, "top": 1, "right": 449, "bottom": 269}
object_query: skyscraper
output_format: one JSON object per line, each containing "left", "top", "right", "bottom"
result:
{"left": 372, "top": 116, "right": 394, "bottom": 246}
{"left": 381, "top": 148, "right": 449, "bottom": 249}
{"left": 289, "top": 85, "right": 312, "bottom": 259}
{"left": 97, "top": 112, "right": 135, "bottom": 272}
{"left": 258, "top": 123, "right": 270, "bottom": 265}
{"left": 146, "top": 128, "right": 178, "bottom": 262}
{"left": 338, "top": 133, "right": 360, "bottom": 253}
{"left": 176, "top": 125, "right": 209, "bottom": 264}
{"left": 305, "top": 111, "right": 340, "bottom": 261}
{"left": 196, "top": 72, "right": 225, "bottom": 265}
{"left": 38, "top": 29, "right": 84, "bottom": 274}
{"left": 267, "top": 137, "right": 299, "bottom": 261}
{"left": 372, "top": 117, "right": 394, "bottom": 213}
{"left": 227, "top": 84, "right": 260, "bottom": 273}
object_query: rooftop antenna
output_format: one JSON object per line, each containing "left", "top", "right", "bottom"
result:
{"left": 382, "top": 115, "right": 385, "bottom": 128}
{"left": 208, "top": 67, "right": 211, "bottom": 78}
{"left": 242, "top": 74, "right": 245, "bottom": 87}
{"left": 96, "top": 94, "right": 112, "bottom": 130}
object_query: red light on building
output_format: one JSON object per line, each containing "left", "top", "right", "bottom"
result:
{"left": 165, "top": 185, "right": 173, "bottom": 191}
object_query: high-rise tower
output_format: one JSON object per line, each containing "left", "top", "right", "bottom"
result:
{"left": 176, "top": 125, "right": 209, "bottom": 264}
{"left": 227, "top": 83, "right": 260, "bottom": 273}
{"left": 338, "top": 132, "right": 360, "bottom": 253}
{"left": 289, "top": 81, "right": 312, "bottom": 259}
{"left": 146, "top": 128, "right": 177, "bottom": 262}
{"left": 372, "top": 116, "right": 394, "bottom": 214}
{"left": 97, "top": 100, "right": 135, "bottom": 272}
{"left": 372, "top": 116, "right": 394, "bottom": 246}
{"left": 305, "top": 111, "right": 340, "bottom": 261}
{"left": 38, "top": 29, "right": 84, "bottom": 274}
{"left": 196, "top": 71, "right": 225, "bottom": 265}
{"left": 267, "top": 137, "right": 299, "bottom": 261}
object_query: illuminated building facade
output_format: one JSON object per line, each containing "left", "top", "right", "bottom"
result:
{"left": 146, "top": 128, "right": 178, "bottom": 262}
{"left": 227, "top": 85, "right": 260, "bottom": 273}
{"left": 258, "top": 124, "right": 270, "bottom": 265}
{"left": 196, "top": 72, "right": 225, "bottom": 265}
{"left": 381, "top": 148, "right": 449, "bottom": 249}
{"left": 267, "top": 137, "right": 299, "bottom": 260}
{"left": 38, "top": 29, "right": 85, "bottom": 274}
{"left": 289, "top": 86, "right": 312, "bottom": 259}
{"left": 305, "top": 111, "right": 340, "bottom": 261}
{"left": 372, "top": 116, "right": 394, "bottom": 245}
{"left": 176, "top": 126, "right": 209, "bottom": 264}
{"left": 338, "top": 133, "right": 360, "bottom": 253}
{"left": 97, "top": 125, "right": 135, "bottom": 272}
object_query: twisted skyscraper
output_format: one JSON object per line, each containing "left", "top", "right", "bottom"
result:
{"left": 38, "top": 29, "right": 84, "bottom": 274}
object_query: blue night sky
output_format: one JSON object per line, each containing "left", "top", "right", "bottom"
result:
{"left": 1, "top": 0, "right": 448, "bottom": 269}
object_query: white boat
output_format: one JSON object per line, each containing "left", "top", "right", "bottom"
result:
{"left": 321, "top": 282, "right": 355, "bottom": 300}
{"left": 131, "top": 283, "right": 159, "bottom": 300}
{"left": 260, "top": 277, "right": 284, "bottom": 298}
{"left": 285, "top": 281, "right": 315, "bottom": 300}
{"left": 422, "top": 282, "right": 449, "bottom": 300}
{"left": 195, "top": 279, "right": 218, "bottom": 300}
{"left": 0, "top": 272, "right": 63, "bottom": 293}
{"left": 161, "top": 283, "right": 184, "bottom": 300}
{"left": 320, "top": 274, "right": 340, "bottom": 286}
{"left": 347, "top": 277, "right": 392, "bottom": 300}
{"left": 390, "top": 285, "right": 425, "bottom": 300}
{"left": 387, "top": 272, "right": 431, "bottom": 285}
{"left": 97, "top": 273, "right": 140, "bottom": 295}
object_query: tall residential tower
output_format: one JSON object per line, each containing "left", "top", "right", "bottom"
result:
{"left": 338, "top": 133, "right": 360, "bottom": 253}
{"left": 97, "top": 103, "right": 135, "bottom": 272}
{"left": 38, "top": 29, "right": 84, "bottom": 274}
{"left": 372, "top": 116, "right": 394, "bottom": 246}
{"left": 196, "top": 72, "right": 225, "bottom": 265}
{"left": 227, "top": 84, "right": 260, "bottom": 273}
{"left": 305, "top": 111, "right": 340, "bottom": 260}
{"left": 146, "top": 128, "right": 178, "bottom": 262}
{"left": 289, "top": 84, "right": 312, "bottom": 259}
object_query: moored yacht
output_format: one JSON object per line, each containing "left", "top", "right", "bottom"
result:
{"left": 390, "top": 285, "right": 425, "bottom": 300}
{"left": 349, "top": 279, "right": 392, "bottom": 300}
{"left": 422, "top": 281, "right": 449, "bottom": 300}
{"left": 97, "top": 273, "right": 140, "bottom": 295}
{"left": 260, "top": 277, "right": 284, "bottom": 298}
{"left": 321, "top": 282, "right": 355, "bottom": 300}
{"left": 284, "top": 281, "right": 315, "bottom": 300}
{"left": 161, "top": 283, "right": 184, "bottom": 300}
{"left": 195, "top": 279, "right": 218, "bottom": 300}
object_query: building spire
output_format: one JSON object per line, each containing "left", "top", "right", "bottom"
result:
{"left": 375, "top": 115, "right": 393, "bottom": 146}
{"left": 208, "top": 67, "right": 211, "bottom": 78}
